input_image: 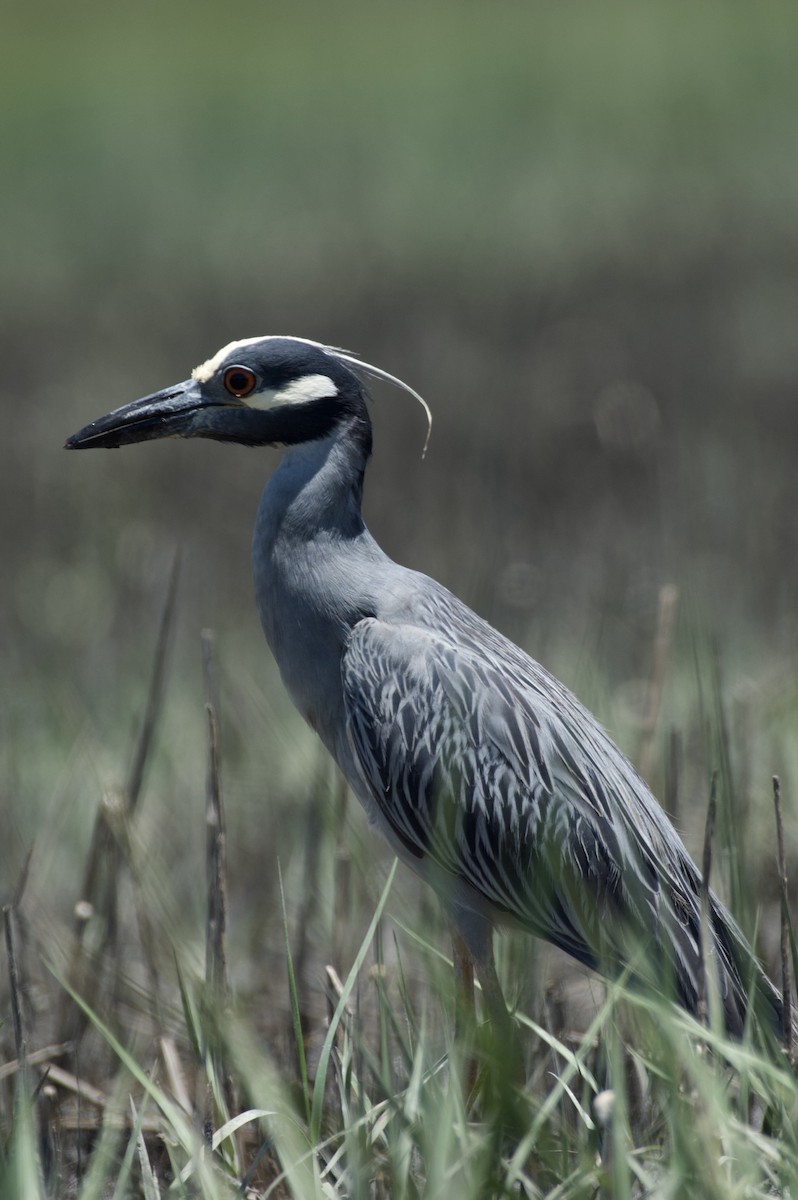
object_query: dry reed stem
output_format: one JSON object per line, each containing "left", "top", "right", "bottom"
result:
{"left": 200, "top": 629, "right": 238, "bottom": 1134}
{"left": 127, "top": 549, "right": 181, "bottom": 812}
{"left": 697, "top": 769, "right": 718, "bottom": 1026}
{"left": 0, "top": 1043, "right": 70, "bottom": 1083}
{"left": 323, "top": 964, "right": 354, "bottom": 1093}
{"left": 160, "top": 1035, "right": 193, "bottom": 1116}
{"left": 772, "top": 775, "right": 794, "bottom": 1060}
{"left": 3, "top": 904, "right": 27, "bottom": 1077}
{"left": 61, "top": 552, "right": 180, "bottom": 1043}
{"left": 36, "top": 1062, "right": 108, "bottom": 1109}
{"left": 202, "top": 629, "right": 228, "bottom": 1006}
{"left": 293, "top": 752, "right": 328, "bottom": 1013}
{"left": 333, "top": 772, "right": 352, "bottom": 966}
{"left": 664, "top": 727, "right": 680, "bottom": 823}
{"left": 638, "top": 583, "right": 679, "bottom": 782}
{"left": 3, "top": 852, "right": 34, "bottom": 1085}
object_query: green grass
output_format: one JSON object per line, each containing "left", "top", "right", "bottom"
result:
{"left": 2, "top": 587, "right": 797, "bottom": 1196}
{"left": 5, "top": 887, "right": 798, "bottom": 1198}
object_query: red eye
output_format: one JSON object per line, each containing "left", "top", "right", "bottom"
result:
{"left": 223, "top": 365, "right": 257, "bottom": 398}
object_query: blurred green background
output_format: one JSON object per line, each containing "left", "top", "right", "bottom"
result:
{"left": 3, "top": 1, "right": 798, "bottom": 1005}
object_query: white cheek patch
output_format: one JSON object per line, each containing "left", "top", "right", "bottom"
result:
{"left": 248, "top": 373, "right": 339, "bottom": 409}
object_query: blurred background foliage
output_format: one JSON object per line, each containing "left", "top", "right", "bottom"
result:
{"left": 3, "top": 0, "right": 798, "bottom": 1021}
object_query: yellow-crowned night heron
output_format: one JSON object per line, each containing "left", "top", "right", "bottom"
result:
{"left": 67, "top": 335, "right": 783, "bottom": 1039}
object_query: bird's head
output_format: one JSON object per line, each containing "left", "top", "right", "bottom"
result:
{"left": 65, "top": 336, "right": 431, "bottom": 453}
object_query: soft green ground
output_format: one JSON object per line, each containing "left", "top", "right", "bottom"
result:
{"left": 3, "top": 2, "right": 798, "bottom": 1194}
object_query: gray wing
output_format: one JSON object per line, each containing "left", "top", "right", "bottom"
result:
{"left": 341, "top": 615, "right": 774, "bottom": 1028}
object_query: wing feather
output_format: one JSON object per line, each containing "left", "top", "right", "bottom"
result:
{"left": 340, "top": 612, "right": 781, "bottom": 1032}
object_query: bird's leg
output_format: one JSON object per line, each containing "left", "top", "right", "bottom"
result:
{"left": 470, "top": 936, "right": 530, "bottom": 1139}
{"left": 449, "top": 924, "right": 480, "bottom": 1098}
{"left": 450, "top": 916, "right": 523, "bottom": 1107}
{"left": 472, "top": 939, "right": 513, "bottom": 1039}
{"left": 450, "top": 924, "right": 476, "bottom": 1037}
{"left": 451, "top": 910, "right": 512, "bottom": 1031}
{"left": 463, "top": 926, "right": 531, "bottom": 1105}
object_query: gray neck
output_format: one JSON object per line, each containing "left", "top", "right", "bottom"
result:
{"left": 251, "top": 421, "right": 387, "bottom": 740}
{"left": 259, "top": 418, "right": 370, "bottom": 547}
